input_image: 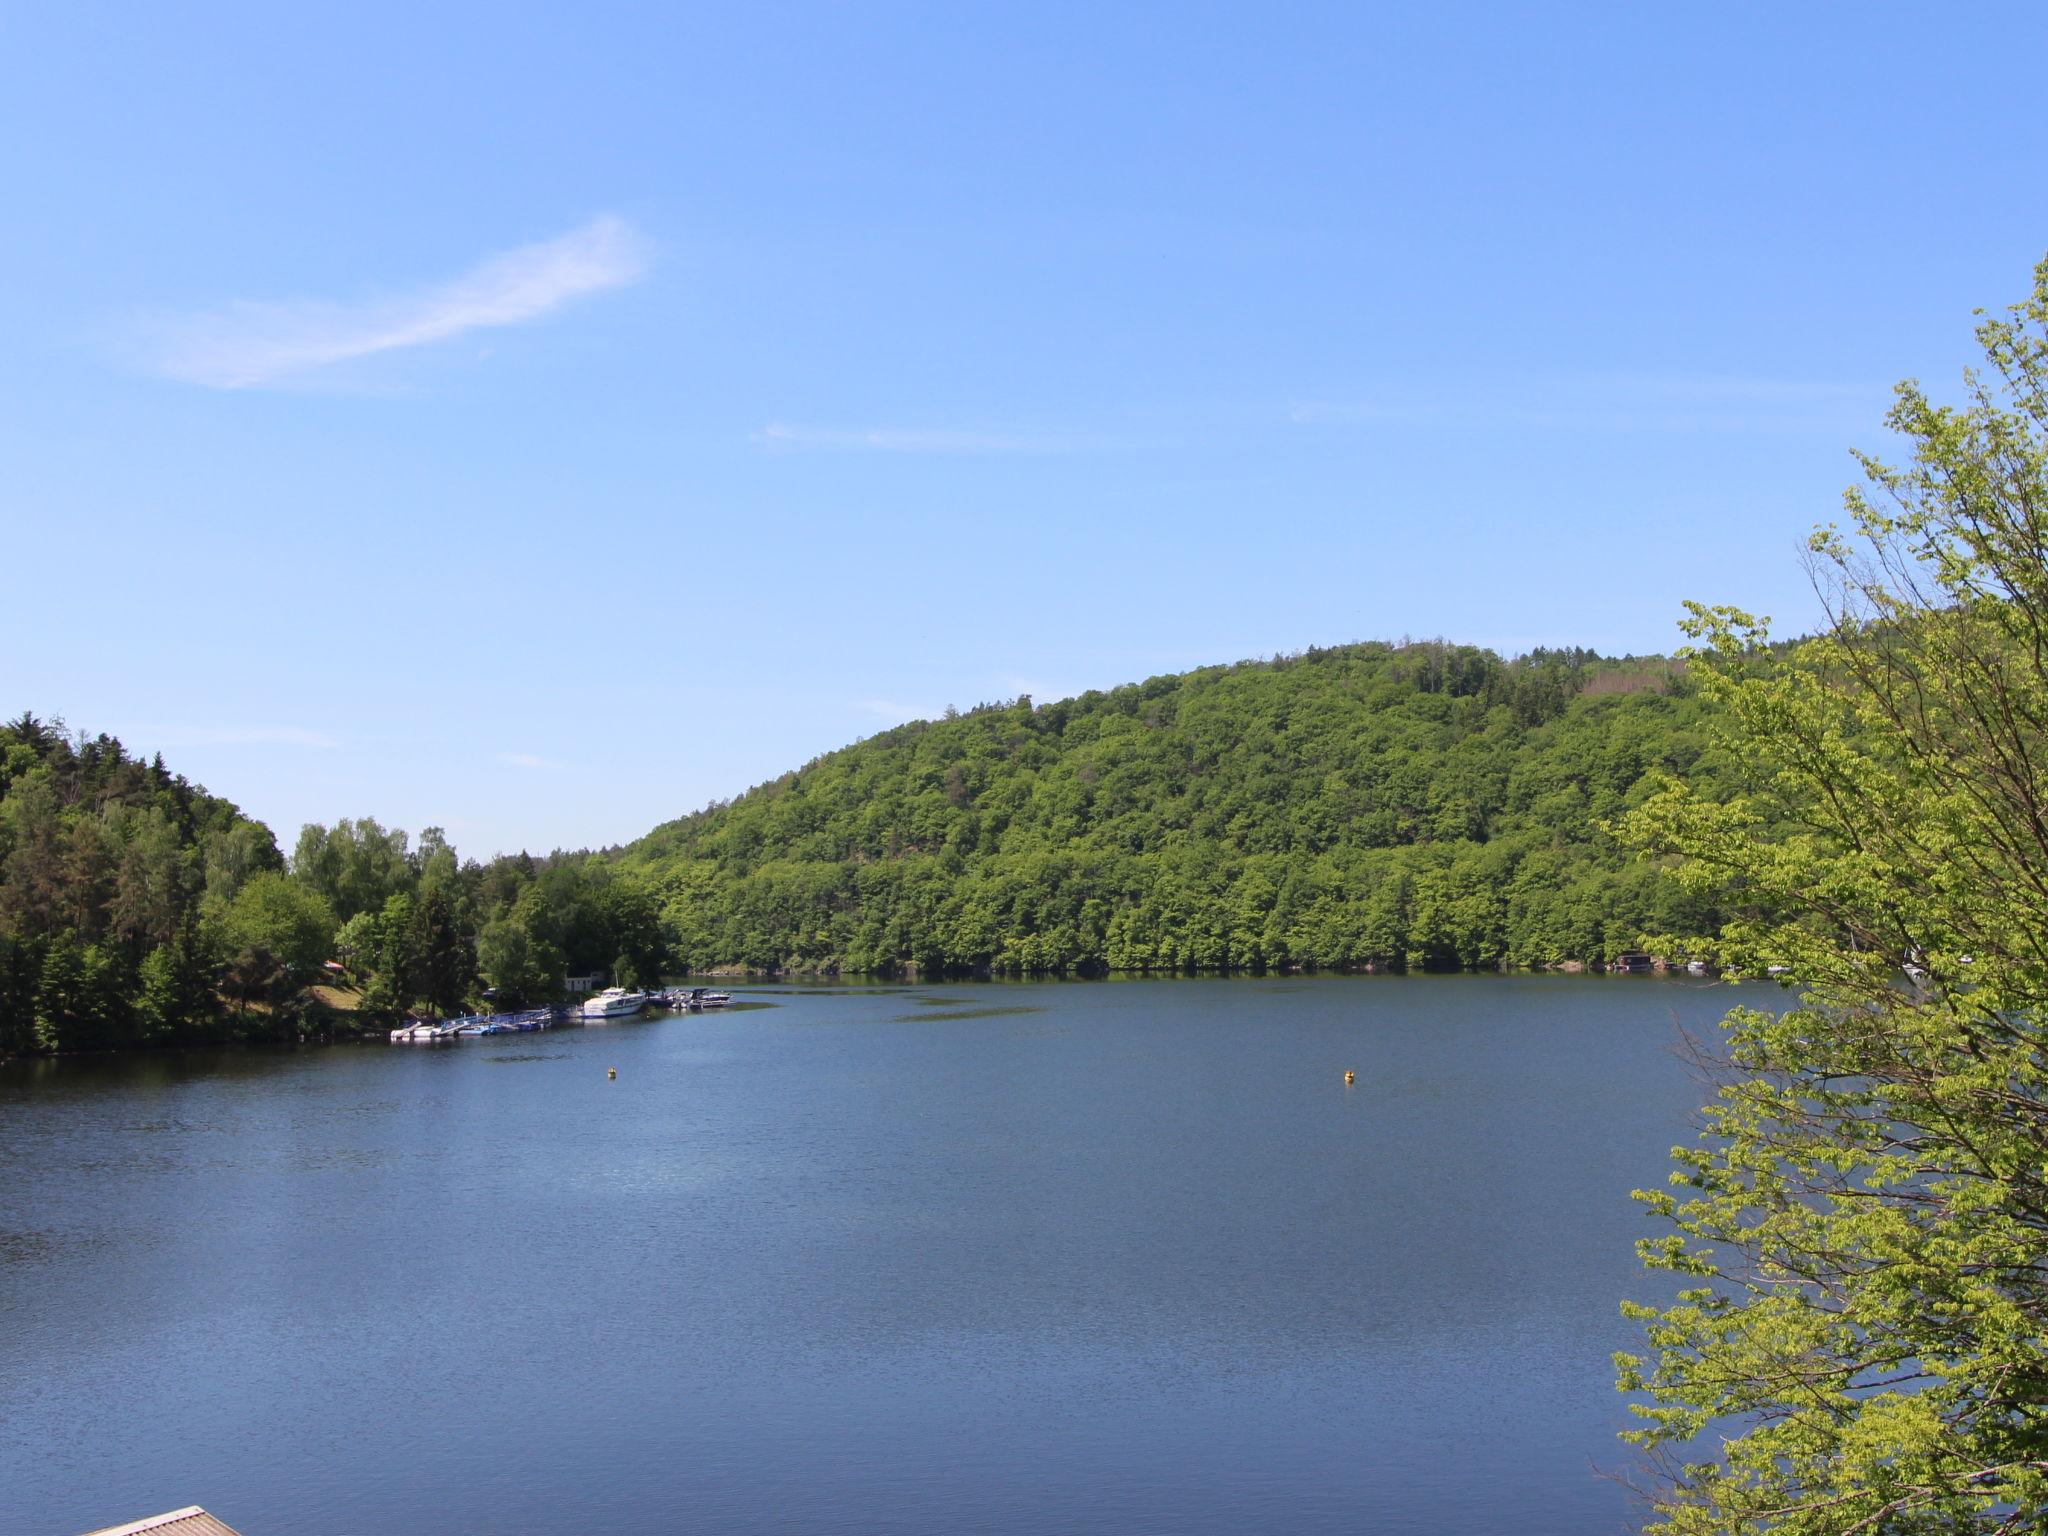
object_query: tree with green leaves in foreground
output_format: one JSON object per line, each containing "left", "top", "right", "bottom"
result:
{"left": 1617, "top": 259, "right": 2048, "bottom": 1532}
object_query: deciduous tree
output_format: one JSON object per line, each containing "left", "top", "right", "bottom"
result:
{"left": 1619, "top": 257, "right": 2048, "bottom": 1533}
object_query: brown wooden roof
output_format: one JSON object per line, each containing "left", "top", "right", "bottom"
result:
{"left": 81, "top": 1508, "right": 246, "bottom": 1536}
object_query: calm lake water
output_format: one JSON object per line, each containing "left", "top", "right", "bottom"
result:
{"left": 0, "top": 976, "right": 1740, "bottom": 1536}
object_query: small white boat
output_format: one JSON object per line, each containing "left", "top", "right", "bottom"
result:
{"left": 580, "top": 987, "right": 649, "bottom": 1019}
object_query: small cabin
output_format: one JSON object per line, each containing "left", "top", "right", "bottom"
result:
{"left": 564, "top": 973, "right": 606, "bottom": 994}
{"left": 1610, "top": 952, "right": 1655, "bottom": 973}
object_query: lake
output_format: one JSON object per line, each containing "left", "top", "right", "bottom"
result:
{"left": 0, "top": 975, "right": 1738, "bottom": 1536}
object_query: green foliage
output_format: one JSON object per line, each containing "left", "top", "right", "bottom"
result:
{"left": 0, "top": 932, "right": 41, "bottom": 1057}
{"left": 134, "top": 934, "right": 214, "bottom": 1044}
{"left": 1617, "top": 257, "right": 2048, "bottom": 1533}
{"left": 289, "top": 817, "right": 414, "bottom": 922}
{"left": 32, "top": 935, "right": 128, "bottom": 1052}
{"left": 507, "top": 858, "right": 670, "bottom": 985}
{"left": 310, "top": 844, "right": 671, "bottom": 1023}
{"left": 0, "top": 706, "right": 679, "bottom": 1050}
{"left": 0, "top": 715, "right": 280, "bottom": 1052}
{"left": 623, "top": 645, "right": 1717, "bottom": 975}
{"left": 215, "top": 871, "right": 335, "bottom": 982}
{"left": 475, "top": 915, "right": 555, "bottom": 1008}
{"left": 410, "top": 886, "right": 475, "bottom": 1018}
{"left": 356, "top": 892, "right": 419, "bottom": 1018}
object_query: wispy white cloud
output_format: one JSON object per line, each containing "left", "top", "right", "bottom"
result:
{"left": 152, "top": 725, "right": 337, "bottom": 749}
{"left": 1290, "top": 374, "right": 1887, "bottom": 435}
{"left": 753, "top": 422, "right": 1082, "bottom": 455}
{"left": 499, "top": 751, "right": 565, "bottom": 771}
{"left": 140, "top": 215, "right": 649, "bottom": 389}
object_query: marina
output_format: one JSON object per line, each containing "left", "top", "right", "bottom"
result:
{"left": 391, "top": 988, "right": 734, "bottom": 1042}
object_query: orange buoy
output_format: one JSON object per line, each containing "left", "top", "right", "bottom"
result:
{"left": 1344, "top": 1070, "right": 1356, "bottom": 1085}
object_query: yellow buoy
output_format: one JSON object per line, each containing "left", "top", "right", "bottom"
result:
{"left": 1344, "top": 1070, "right": 1356, "bottom": 1085}
{"left": 607, "top": 1067, "right": 617, "bottom": 1081}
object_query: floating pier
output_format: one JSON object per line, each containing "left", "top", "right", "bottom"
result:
{"left": 389, "top": 1006, "right": 563, "bottom": 1043}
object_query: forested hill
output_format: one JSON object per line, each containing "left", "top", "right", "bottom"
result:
{"left": 624, "top": 641, "right": 1727, "bottom": 975}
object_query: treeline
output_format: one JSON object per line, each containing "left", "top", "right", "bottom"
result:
{"left": 4, "top": 640, "right": 1733, "bottom": 1053}
{"left": 0, "top": 714, "right": 672, "bottom": 1056}
{"left": 288, "top": 818, "right": 671, "bottom": 1019}
{"left": 626, "top": 641, "right": 1727, "bottom": 976}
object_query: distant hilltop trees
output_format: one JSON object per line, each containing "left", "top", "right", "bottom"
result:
{"left": 624, "top": 640, "right": 1725, "bottom": 977}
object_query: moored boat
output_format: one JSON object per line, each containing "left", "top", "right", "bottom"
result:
{"left": 394, "top": 1007, "right": 557, "bottom": 1041}
{"left": 581, "top": 987, "right": 649, "bottom": 1019}
{"left": 390, "top": 1020, "right": 461, "bottom": 1043}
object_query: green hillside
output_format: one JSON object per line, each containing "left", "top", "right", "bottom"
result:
{"left": 627, "top": 641, "right": 1726, "bottom": 975}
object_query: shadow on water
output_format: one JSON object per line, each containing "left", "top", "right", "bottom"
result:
{"left": 0, "top": 1044, "right": 318, "bottom": 1095}
{"left": 0, "top": 1229, "right": 62, "bottom": 1265}
{"left": 725, "top": 986, "right": 915, "bottom": 997}
{"left": 883, "top": 1005, "right": 1049, "bottom": 1023}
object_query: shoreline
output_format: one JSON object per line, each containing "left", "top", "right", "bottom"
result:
{"left": 1, "top": 965, "right": 1747, "bottom": 1068}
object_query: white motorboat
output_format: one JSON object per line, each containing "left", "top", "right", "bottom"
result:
{"left": 580, "top": 987, "right": 649, "bottom": 1019}
{"left": 390, "top": 1020, "right": 456, "bottom": 1042}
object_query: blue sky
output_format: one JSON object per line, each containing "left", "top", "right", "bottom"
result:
{"left": 6, "top": 2, "right": 2046, "bottom": 857}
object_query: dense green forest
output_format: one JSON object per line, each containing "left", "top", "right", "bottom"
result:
{"left": 625, "top": 640, "right": 1728, "bottom": 976}
{"left": 0, "top": 713, "right": 670, "bottom": 1056}
{"left": 1, "top": 641, "right": 1734, "bottom": 1055}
